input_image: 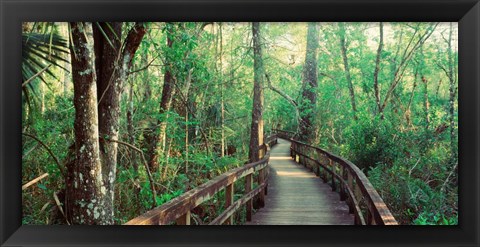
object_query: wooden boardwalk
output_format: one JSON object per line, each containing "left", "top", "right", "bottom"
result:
{"left": 247, "top": 138, "right": 354, "bottom": 225}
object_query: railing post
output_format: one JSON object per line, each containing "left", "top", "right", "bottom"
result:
{"left": 245, "top": 173, "right": 253, "bottom": 222}
{"left": 258, "top": 168, "right": 265, "bottom": 208}
{"left": 225, "top": 183, "right": 234, "bottom": 225}
{"left": 290, "top": 143, "right": 294, "bottom": 158}
{"left": 354, "top": 214, "right": 361, "bottom": 225}
{"left": 347, "top": 172, "right": 354, "bottom": 213}
{"left": 176, "top": 211, "right": 191, "bottom": 225}
{"left": 330, "top": 160, "right": 336, "bottom": 191}
{"left": 322, "top": 159, "right": 328, "bottom": 182}
{"left": 259, "top": 144, "right": 265, "bottom": 160}
{"left": 367, "top": 207, "right": 373, "bottom": 225}
{"left": 354, "top": 181, "right": 363, "bottom": 221}
{"left": 340, "top": 166, "right": 347, "bottom": 201}
{"left": 264, "top": 166, "right": 269, "bottom": 196}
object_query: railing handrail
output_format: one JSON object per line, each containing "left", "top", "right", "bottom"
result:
{"left": 273, "top": 129, "right": 397, "bottom": 225}
{"left": 125, "top": 134, "right": 278, "bottom": 225}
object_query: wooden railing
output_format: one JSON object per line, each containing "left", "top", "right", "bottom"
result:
{"left": 125, "top": 134, "right": 278, "bottom": 225}
{"left": 274, "top": 129, "right": 297, "bottom": 140}
{"left": 273, "top": 129, "right": 397, "bottom": 225}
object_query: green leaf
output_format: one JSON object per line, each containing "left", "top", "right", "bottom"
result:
{"left": 37, "top": 183, "right": 47, "bottom": 190}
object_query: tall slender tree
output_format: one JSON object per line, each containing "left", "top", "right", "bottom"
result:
{"left": 248, "top": 22, "right": 265, "bottom": 162}
{"left": 446, "top": 22, "right": 457, "bottom": 158}
{"left": 299, "top": 22, "right": 319, "bottom": 142}
{"left": 148, "top": 23, "right": 176, "bottom": 173}
{"left": 338, "top": 22, "right": 357, "bottom": 120}
{"left": 373, "top": 22, "right": 384, "bottom": 118}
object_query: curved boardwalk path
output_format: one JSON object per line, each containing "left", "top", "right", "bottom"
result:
{"left": 247, "top": 138, "right": 354, "bottom": 225}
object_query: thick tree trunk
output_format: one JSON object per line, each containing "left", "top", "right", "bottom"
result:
{"left": 67, "top": 22, "right": 108, "bottom": 224}
{"left": 248, "top": 22, "right": 265, "bottom": 163}
{"left": 93, "top": 22, "right": 146, "bottom": 220}
{"left": 299, "top": 22, "right": 319, "bottom": 143}
{"left": 67, "top": 22, "right": 146, "bottom": 224}
{"left": 92, "top": 22, "right": 123, "bottom": 221}
{"left": 338, "top": 22, "right": 357, "bottom": 120}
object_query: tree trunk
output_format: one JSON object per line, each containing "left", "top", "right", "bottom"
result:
{"left": 299, "top": 22, "right": 319, "bottom": 143}
{"left": 405, "top": 68, "right": 418, "bottom": 127}
{"left": 447, "top": 22, "right": 456, "bottom": 157}
{"left": 127, "top": 81, "right": 137, "bottom": 171}
{"left": 93, "top": 22, "right": 146, "bottom": 221}
{"left": 148, "top": 23, "right": 176, "bottom": 173}
{"left": 373, "top": 22, "right": 384, "bottom": 118}
{"left": 338, "top": 22, "right": 357, "bottom": 120}
{"left": 422, "top": 75, "right": 430, "bottom": 131}
{"left": 67, "top": 22, "right": 108, "bottom": 224}
{"left": 219, "top": 23, "right": 225, "bottom": 158}
{"left": 67, "top": 22, "right": 146, "bottom": 224}
{"left": 92, "top": 22, "right": 123, "bottom": 220}
{"left": 59, "top": 23, "right": 71, "bottom": 97}
{"left": 248, "top": 22, "right": 265, "bottom": 163}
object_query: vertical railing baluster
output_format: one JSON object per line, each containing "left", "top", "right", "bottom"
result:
{"left": 245, "top": 173, "right": 253, "bottom": 222}
{"left": 367, "top": 206, "right": 373, "bottom": 225}
{"left": 264, "top": 165, "right": 269, "bottom": 196}
{"left": 322, "top": 156, "right": 328, "bottom": 182}
{"left": 225, "top": 183, "right": 234, "bottom": 225}
{"left": 354, "top": 180, "right": 363, "bottom": 223}
{"left": 258, "top": 167, "right": 265, "bottom": 208}
{"left": 330, "top": 160, "right": 336, "bottom": 191}
{"left": 176, "top": 211, "right": 191, "bottom": 225}
{"left": 340, "top": 166, "right": 347, "bottom": 201}
{"left": 347, "top": 171, "right": 354, "bottom": 214}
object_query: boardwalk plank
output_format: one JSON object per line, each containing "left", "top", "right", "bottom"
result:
{"left": 246, "top": 138, "right": 354, "bottom": 225}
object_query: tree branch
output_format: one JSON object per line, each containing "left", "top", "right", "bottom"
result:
{"left": 121, "top": 22, "right": 147, "bottom": 67}
{"left": 265, "top": 73, "right": 303, "bottom": 132}
{"left": 22, "top": 64, "right": 52, "bottom": 88}
{"left": 265, "top": 73, "right": 297, "bottom": 107}
{"left": 380, "top": 23, "right": 438, "bottom": 113}
{"left": 22, "top": 172, "right": 49, "bottom": 190}
{"left": 127, "top": 54, "right": 162, "bottom": 75}
{"left": 22, "top": 132, "right": 65, "bottom": 176}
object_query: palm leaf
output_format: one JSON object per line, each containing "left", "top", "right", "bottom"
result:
{"left": 22, "top": 32, "right": 68, "bottom": 86}
{"left": 94, "top": 22, "right": 116, "bottom": 50}
{"left": 22, "top": 30, "right": 69, "bottom": 113}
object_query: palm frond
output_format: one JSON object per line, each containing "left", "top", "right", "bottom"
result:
{"left": 22, "top": 32, "right": 69, "bottom": 86}
{"left": 22, "top": 30, "right": 70, "bottom": 115}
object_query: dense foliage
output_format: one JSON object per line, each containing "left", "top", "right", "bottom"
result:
{"left": 22, "top": 22, "right": 457, "bottom": 225}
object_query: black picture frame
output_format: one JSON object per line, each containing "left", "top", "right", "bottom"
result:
{"left": 1, "top": 0, "right": 479, "bottom": 246}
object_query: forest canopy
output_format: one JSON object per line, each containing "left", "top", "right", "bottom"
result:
{"left": 22, "top": 22, "right": 458, "bottom": 225}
